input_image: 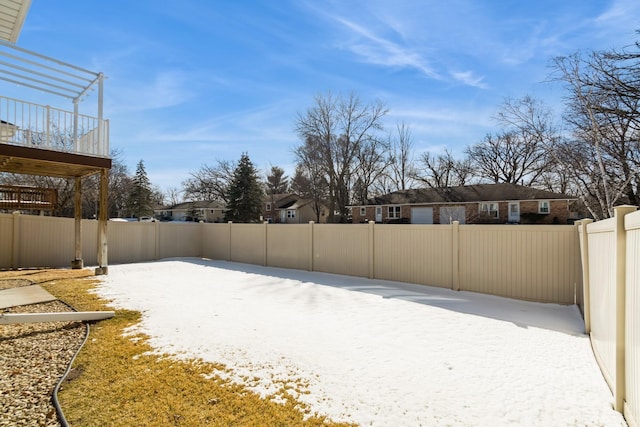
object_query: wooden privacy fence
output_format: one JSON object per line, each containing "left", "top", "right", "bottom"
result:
{"left": 578, "top": 205, "right": 640, "bottom": 424}
{"left": 1, "top": 213, "right": 582, "bottom": 305}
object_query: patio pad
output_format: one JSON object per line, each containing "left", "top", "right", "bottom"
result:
{"left": 0, "top": 285, "right": 56, "bottom": 309}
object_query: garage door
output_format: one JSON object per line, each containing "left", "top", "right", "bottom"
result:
{"left": 411, "top": 207, "right": 433, "bottom": 224}
{"left": 439, "top": 206, "right": 465, "bottom": 224}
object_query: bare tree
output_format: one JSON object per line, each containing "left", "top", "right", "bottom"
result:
{"left": 466, "top": 130, "right": 551, "bottom": 187}
{"left": 290, "top": 162, "right": 328, "bottom": 222}
{"left": 494, "top": 96, "right": 564, "bottom": 192}
{"left": 165, "top": 187, "right": 183, "bottom": 206}
{"left": 182, "top": 160, "right": 234, "bottom": 203}
{"left": 551, "top": 44, "right": 640, "bottom": 218}
{"left": 386, "top": 121, "right": 416, "bottom": 191}
{"left": 294, "top": 92, "right": 388, "bottom": 222}
{"left": 413, "top": 150, "right": 473, "bottom": 188}
{"left": 352, "top": 136, "right": 391, "bottom": 204}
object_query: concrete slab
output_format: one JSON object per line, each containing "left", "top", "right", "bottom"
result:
{"left": 0, "top": 285, "right": 57, "bottom": 309}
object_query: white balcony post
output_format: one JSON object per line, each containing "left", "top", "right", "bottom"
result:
{"left": 73, "top": 102, "right": 79, "bottom": 152}
{"left": 45, "top": 105, "right": 50, "bottom": 149}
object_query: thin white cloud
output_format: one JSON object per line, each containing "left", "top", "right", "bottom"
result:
{"left": 332, "top": 16, "right": 442, "bottom": 80}
{"left": 108, "top": 70, "right": 196, "bottom": 114}
{"left": 450, "top": 70, "right": 489, "bottom": 89}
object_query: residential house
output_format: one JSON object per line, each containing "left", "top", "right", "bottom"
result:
{"left": 155, "top": 201, "right": 226, "bottom": 223}
{"left": 263, "top": 193, "right": 328, "bottom": 224}
{"left": 350, "top": 183, "right": 579, "bottom": 225}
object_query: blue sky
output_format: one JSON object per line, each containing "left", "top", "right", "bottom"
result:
{"left": 12, "top": 0, "right": 640, "bottom": 194}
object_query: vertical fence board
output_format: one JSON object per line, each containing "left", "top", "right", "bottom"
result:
{"left": 458, "top": 225, "right": 578, "bottom": 303}
{"left": 0, "top": 213, "right": 13, "bottom": 267}
{"left": 158, "top": 223, "right": 202, "bottom": 259}
{"left": 17, "top": 215, "right": 74, "bottom": 268}
{"left": 373, "top": 224, "right": 452, "bottom": 288}
{"left": 229, "top": 223, "right": 266, "bottom": 266}
{"left": 108, "top": 222, "right": 157, "bottom": 264}
{"left": 202, "top": 223, "right": 230, "bottom": 260}
{"left": 587, "top": 219, "right": 618, "bottom": 393}
{"left": 313, "top": 224, "right": 369, "bottom": 278}
{"left": 266, "top": 224, "right": 309, "bottom": 270}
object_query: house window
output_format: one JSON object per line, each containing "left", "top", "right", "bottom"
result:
{"left": 287, "top": 209, "right": 295, "bottom": 218}
{"left": 539, "top": 201, "right": 550, "bottom": 214}
{"left": 479, "top": 202, "right": 499, "bottom": 218}
{"left": 266, "top": 203, "right": 271, "bottom": 211}
{"left": 388, "top": 206, "right": 401, "bottom": 219}
{"left": 360, "top": 207, "right": 366, "bottom": 216}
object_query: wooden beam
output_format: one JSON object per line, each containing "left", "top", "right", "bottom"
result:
{"left": 0, "top": 311, "right": 115, "bottom": 324}
{"left": 72, "top": 176, "right": 83, "bottom": 269}
{"left": 95, "top": 167, "right": 109, "bottom": 275}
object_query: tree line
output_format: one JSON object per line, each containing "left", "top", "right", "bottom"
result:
{"left": 2, "top": 33, "right": 639, "bottom": 222}
{"left": 185, "top": 33, "right": 640, "bottom": 222}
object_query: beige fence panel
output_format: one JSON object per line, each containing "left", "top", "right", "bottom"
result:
{"left": 0, "top": 213, "right": 13, "bottom": 267}
{"left": 458, "top": 225, "right": 579, "bottom": 303}
{"left": 15, "top": 215, "right": 75, "bottom": 268}
{"left": 625, "top": 210, "right": 640, "bottom": 424}
{"left": 108, "top": 221, "right": 158, "bottom": 264}
{"left": 374, "top": 224, "right": 453, "bottom": 288}
{"left": 158, "top": 222, "right": 202, "bottom": 259}
{"left": 230, "top": 223, "right": 266, "bottom": 266}
{"left": 266, "top": 224, "right": 310, "bottom": 270}
{"left": 313, "top": 224, "right": 369, "bottom": 278}
{"left": 202, "top": 223, "right": 231, "bottom": 261}
{"left": 586, "top": 217, "right": 619, "bottom": 399}
{"left": 81, "top": 219, "right": 98, "bottom": 266}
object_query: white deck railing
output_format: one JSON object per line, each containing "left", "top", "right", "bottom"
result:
{"left": 0, "top": 95, "right": 109, "bottom": 158}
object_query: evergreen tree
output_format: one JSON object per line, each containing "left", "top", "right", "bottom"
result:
{"left": 224, "top": 153, "right": 264, "bottom": 222}
{"left": 127, "top": 160, "right": 154, "bottom": 218}
{"left": 265, "top": 166, "right": 289, "bottom": 195}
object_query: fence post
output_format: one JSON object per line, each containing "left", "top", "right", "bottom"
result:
{"left": 11, "top": 211, "right": 20, "bottom": 269}
{"left": 308, "top": 221, "right": 314, "bottom": 272}
{"left": 154, "top": 220, "right": 160, "bottom": 260}
{"left": 263, "top": 221, "right": 268, "bottom": 266}
{"left": 368, "top": 221, "right": 375, "bottom": 279}
{"left": 577, "top": 219, "right": 593, "bottom": 333}
{"left": 452, "top": 221, "right": 460, "bottom": 291}
{"left": 227, "top": 221, "right": 232, "bottom": 261}
{"left": 614, "top": 205, "right": 637, "bottom": 412}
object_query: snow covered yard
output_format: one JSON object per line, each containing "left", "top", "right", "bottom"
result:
{"left": 96, "top": 258, "right": 626, "bottom": 426}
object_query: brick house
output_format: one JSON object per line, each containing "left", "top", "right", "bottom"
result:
{"left": 263, "top": 193, "right": 329, "bottom": 224}
{"left": 350, "top": 183, "right": 580, "bottom": 225}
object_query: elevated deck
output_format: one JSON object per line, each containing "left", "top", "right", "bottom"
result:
{"left": 0, "top": 184, "right": 56, "bottom": 211}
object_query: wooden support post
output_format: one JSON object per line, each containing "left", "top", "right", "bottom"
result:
{"left": 95, "top": 168, "right": 109, "bottom": 275}
{"left": 71, "top": 177, "right": 83, "bottom": 269}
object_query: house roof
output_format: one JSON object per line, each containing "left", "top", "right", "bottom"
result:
{"left": 365, "top": 183, "right": 577, "bottom": 206}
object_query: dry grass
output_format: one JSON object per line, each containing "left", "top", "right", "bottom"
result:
{"left": 2, "top": 269, "right": 355, "bottom": 427}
